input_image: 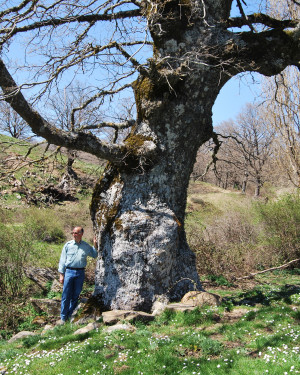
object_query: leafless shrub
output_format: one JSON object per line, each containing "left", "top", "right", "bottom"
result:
{"left": 188, "top": 211, "right": 263, "bottom": 279}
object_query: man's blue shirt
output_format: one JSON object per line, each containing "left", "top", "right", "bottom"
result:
{"left": 58, "top": 239, "right": 97, "bottom": 274}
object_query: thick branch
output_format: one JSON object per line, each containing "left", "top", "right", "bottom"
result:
{"left": 227, "top": 13, "right": 299, "bottom": 29}
{"left": 0, "top": 0, "right": 35, "bottom": 18}
{"left": 226, "top": 26, "right": 300, "bottom": 76}
{"left": 0, "top": 58, "right": 144, "bottom": 165}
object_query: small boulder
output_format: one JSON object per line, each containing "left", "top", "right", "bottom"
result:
{"left": 24, "top": 267, "right": 57, "bottom": 291}
{"left": 165, "top": 303, "right": 195, "bottom": 313}
{"left": 30, "top": 298, "right": 61, "bottom": 316}
{"left": 73, "top": 322, "right": 100, "bottom": 335}
{"left": 102, "top": 310, "right": 155, "bottom": 325}
{"left": 152, "top": 301, "right": 168, "bottom": 316}
{"left": 32, "top": 316, "right": 47, "bottom": 325}
{"left": 181, "top": 291, "right": 221, "bottom": 307}
{"left": 50, "top": 279, "right": 63, "bottom": 293}
{"left": 104, "top": 323, "right": 135, "bottom": 333}
{"left": 41, "top": 324, "right": 54, "bottom": 334}
{"left": 8, "top": 331, "right": 36, "bottom": 343}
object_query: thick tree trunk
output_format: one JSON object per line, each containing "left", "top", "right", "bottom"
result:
{"left": 91, "top": 165, "right": 202, "bottom": 312}
{"left": 254, "top": 177, "right": 261, "bottom": 197}
{"left": 91, "top": 153, "right": 203, "bottom": 311}
{"left": 91, "top": 69, "right": 219, "bottom": 311}
{"left": 89, "top": 0, "right": 230, "bottom": 311}
{"left": 242, "top": 172, "right": 249, "bottom": 194}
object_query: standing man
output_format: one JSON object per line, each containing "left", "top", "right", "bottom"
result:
{"left": 58, "top": 226, "right": 98, "bottom": 324}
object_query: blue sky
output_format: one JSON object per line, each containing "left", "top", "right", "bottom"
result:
{"left": 212, "top": 73, "right": 262, "bottom": 127}
{"left": 211, "top": 0, "right": 264, "bottom": 126}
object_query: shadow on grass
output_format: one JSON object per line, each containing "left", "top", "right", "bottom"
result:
{"left": 223, "top": 284, "right": 300, "bottom": 307}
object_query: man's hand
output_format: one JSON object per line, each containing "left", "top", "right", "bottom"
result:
{"left": 59, "top": 273, "right": 64, "bottom": 284}
{"left": 93, "top": 236, "right": 98, "bottom": 250}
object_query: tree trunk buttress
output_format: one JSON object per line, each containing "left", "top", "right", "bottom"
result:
{"left": 91, "top": 69, "right": 219, "bottom": 311}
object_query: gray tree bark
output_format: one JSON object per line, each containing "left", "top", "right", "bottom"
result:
{"left": 90, "top": 74, "right": 217, "bottom": 310}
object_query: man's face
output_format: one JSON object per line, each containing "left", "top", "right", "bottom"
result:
{"left": 72, "top": 227, "right": 83, "bottom": 243}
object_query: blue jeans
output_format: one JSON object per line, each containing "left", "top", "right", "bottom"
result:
{"left": 61, "top": 268, "right": 85, "bottom": 321}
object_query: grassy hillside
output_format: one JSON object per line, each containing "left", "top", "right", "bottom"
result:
{"left": 1, "top": 134, "right": 299, "bottom": 274}
{"left": 0, "top": 133, "right": 103, "bottom": 208}
{"left": 186, "top": 180, "right": 300, "bottom": 281}
{"left": 0, "top": 271, "right": 299, "bottom": 375}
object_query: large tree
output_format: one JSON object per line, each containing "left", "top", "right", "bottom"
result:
{"left": 0, "top": 0, "right": 299, "bottom": 311}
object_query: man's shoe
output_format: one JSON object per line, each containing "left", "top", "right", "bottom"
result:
{"left": 56, "top": 319, "right": 66, "bottom": 326}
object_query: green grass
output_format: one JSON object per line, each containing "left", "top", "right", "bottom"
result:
{"left": 73, "top": 158, "right": 104, "bottom": 178}
{"left": 28, "top": 241, "right": 63, "bottom": 268}
{"left": 1, "top": 280, "right": 299, "bottom": 375}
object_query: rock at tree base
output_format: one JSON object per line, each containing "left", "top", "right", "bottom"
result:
{"left": 181, "top": 291, "right": 222, "bottom": 306}
{"left": 102, "top": 310, "right": 155, "bottom": 325}
{"left": 30, "top": 298, "right": 61, "bottom": 316}
{"left": 8, "top": 331, "right": 36, "bottom": 343}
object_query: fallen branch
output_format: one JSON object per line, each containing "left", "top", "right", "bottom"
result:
{"left": 234, "top": 258, "right": 300, "bottom": 281}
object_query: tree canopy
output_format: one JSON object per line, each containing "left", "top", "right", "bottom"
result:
{"left": 1, "top": 0, "right": 299, "bottom": 161}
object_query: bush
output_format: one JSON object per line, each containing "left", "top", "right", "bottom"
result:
{"left": 24, "top": 208, "right": 66, "bottom": 243}
{"left": 206, "top": 274, "right": 233, "bottom": 287}
{"left": 0, "top": 224, "right": 34, "bottom": 333}
{"left": 255, "top": 193, "right": 300, "bottom": 261}
{"left": 187, "top": 192, "right": 300, "bottom": 278}
{"left": 0, "top": 224, "right": 33, "bottom": 298}
{"left": 187, "top": 211, "right": 260, "bottom": 278}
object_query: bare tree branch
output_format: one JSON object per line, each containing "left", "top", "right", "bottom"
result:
{"left": 80, "top": 120, "right": 136, "bottom": 131}
{"left": 0, "top": 8, "right": 142, "bottom": 40}
{"left": 291, "top": 0, "right": 300, "bottom": 6}
{"left": 234, "top": 258, "right": 300, "bottom": 280}
{"left": 0, "top": 141, "right": 60, "bottom": 180}
{"left": 0, "top": 0, "right": 36, "bottom": 18}
{"left": 236, "top": 0, "right": 256, "bottom": 32}
{"left": 194, "top": 132, "right": 221, "bottom": 180}
{"left": 0, "top": 57, "right": 151, "bottom": 165}
{"left": 71, "top": 83, "right": 134, "bottom": 128}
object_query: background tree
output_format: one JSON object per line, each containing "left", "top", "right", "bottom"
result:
{"left": 46, "top": 84, "right": 108, "bottom": 183}
{"left": 0, "top": 0, "right": 299, "bottom": 311}
{"left": 260, "top": 0, "right": 300, "bottom": 188}
{"left": 193, "top": 104, "right": 275, "bottom": 196}
{"left": 262, "top": 69, "right": 300, "bottom": 187}
{"left": 217, "top": 104, "right": 275, "bottom": 196}
{"left": 0, "top": 101, "right": 32, "bottom": 139}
